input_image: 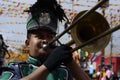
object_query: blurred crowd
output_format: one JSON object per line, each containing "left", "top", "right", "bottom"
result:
{"left": 86, "top": 65, "right": 120, "bottom": 80}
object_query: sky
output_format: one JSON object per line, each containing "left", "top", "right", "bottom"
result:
{"left": 0, "top": 0, "right": 120, "bottom": 56}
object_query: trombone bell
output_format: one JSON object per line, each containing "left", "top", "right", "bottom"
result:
{"left": 71, "top": 10, "right": 111, "bottom": 52}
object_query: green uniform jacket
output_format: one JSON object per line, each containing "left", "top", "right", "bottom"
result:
{"left": 0, "top": 57, "right": 73, "bottom": 80}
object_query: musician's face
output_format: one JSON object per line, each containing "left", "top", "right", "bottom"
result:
{"left": 25, "top": 29, "right": 56, "bottom": 62}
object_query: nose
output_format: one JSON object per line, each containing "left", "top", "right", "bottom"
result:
{"left": 42, "top": 40, "right": 48, "bottom": 44}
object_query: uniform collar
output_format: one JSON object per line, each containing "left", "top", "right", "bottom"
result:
{"left": 27, "top": 56, "right": 41, "bottom": 66}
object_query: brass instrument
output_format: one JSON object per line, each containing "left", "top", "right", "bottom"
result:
{"left": 46, "top": 0, "right": 120, "bottom": 53}
{"left": 70, "top": 10, "right": 111, "bottom": 52}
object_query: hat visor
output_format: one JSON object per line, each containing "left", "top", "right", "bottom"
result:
{"left": 28, "top": 26, "right": 56, "bottom": 34}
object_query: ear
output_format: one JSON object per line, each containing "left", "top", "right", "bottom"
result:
{"left": 25, "top": 40, "right": 30, "bottom": 48}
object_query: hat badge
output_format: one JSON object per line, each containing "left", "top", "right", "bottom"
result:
{"left": 39, "top": 12, "right": 51, "bottom": 26}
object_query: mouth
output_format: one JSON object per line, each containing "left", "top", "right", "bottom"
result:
{"left": 38, "top": 43, "right": 55, "bottom": 54}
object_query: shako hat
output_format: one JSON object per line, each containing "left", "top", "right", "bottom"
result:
{"left": 25, "top": 0, "right": 67, "bottom": 34}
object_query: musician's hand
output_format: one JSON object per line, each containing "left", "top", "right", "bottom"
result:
{"left": 43, "top": 45, "right": 73, "bottom": 72}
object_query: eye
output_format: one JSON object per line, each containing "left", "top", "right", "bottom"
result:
{"left": 35, "top": 34, "right": 44, "bottom": 39}
{"left": 47, "top": 35, "right": 52, "bottom": 39}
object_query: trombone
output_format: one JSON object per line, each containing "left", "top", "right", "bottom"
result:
{"left": 46, "top": 0, "right": 120, "bottom": 53}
